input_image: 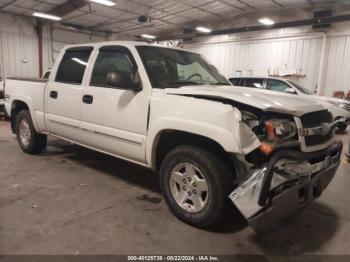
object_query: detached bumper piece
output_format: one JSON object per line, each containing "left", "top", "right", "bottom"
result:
{"left": 229, "top": 141, "right": 343, "bottom": 231}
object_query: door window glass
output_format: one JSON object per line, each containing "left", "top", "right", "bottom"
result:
{"left": 245, "top": 78, "right": 264, "bottom": 88}
{"left": 90, "top": 47, "right": 136, "bottom": 89}
{"left": 55, "top": 47, "right": 93, "bottom": 84}
{"left": 266, "top": 79, "right": 291, "bottom": 92}
{"left": 229, "top": 78, "right": 240, "bottom": 86}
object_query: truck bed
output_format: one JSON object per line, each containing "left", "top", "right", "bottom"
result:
{"left": 5, "top": 77, "right": 47, "bottom": 131}
{"left": 6, "top": 77, "right": 47, "bottom": 83}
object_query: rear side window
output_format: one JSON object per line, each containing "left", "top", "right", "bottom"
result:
{"left": 245, "top": 78, "right": 264, "bottom": 88}
{"left": 55, "top": 47, "right": 93, "bottom": 84}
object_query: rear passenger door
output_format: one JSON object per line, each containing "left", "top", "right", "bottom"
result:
{"left": 45, "top": 46, "right": 93, "bottom": 141}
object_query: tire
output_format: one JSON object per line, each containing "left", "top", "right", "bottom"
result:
{"left": 337, "top": 123, "right": 347, "bottom": 133}
{"left": 159, "top": 145, "right": 235, "bottom": 228}
{"left": 15, "top": 110, "right": 47, "bottom": 154}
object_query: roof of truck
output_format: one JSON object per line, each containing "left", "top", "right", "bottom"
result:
{"left": 63, "top": 40, "right": 188, "bottom": 53}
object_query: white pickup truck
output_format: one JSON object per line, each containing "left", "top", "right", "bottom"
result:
{"left": 4, "top": 41, "right": 343, "bottom": 230}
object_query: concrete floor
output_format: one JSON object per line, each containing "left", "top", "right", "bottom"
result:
{"left": 0, "top": 119, "right": 350, "bottom": 255}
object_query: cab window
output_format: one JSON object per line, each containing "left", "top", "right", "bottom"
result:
{"left": 266, "top": 79, "right": 291, "bottom": 92}
{"left": 230, "top": 78, "right": 245, "bottom": 86}
{"left": 229, "top": 78, "right": 240, "bottom": 86}
{"left": 245, "top": 78, "right": 264, "bottom": 88}
{"left": 55, "top": 47, "right": 93, "bottom": 85}
{"left": 90, "top": 46, "right": 137, "bottom": 89}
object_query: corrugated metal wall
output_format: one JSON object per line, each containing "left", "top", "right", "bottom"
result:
{"left": 185, "top": 35, "right": 324, "bottom": 91}
{"left": 324, "top": 35, "right": 350, "bottom": 96}
{"left": 0, "top": 13, "right": 107, "bottom": 79}
{"left": 0, "top": 32, "right": 39, "bottom": 78}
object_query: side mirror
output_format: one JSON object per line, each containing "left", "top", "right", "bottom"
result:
{"left": 285, "top": 88, "right": 296, "bottom": 94}
{"left": 106, "top": 71, "right": 142, "bottom": 92}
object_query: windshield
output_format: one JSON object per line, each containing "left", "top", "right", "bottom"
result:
{"left": 287, "top": 80, "right": 313, "bottom": 94}
{"left": 136, "top": 46, "right": 230, "bottom": 88}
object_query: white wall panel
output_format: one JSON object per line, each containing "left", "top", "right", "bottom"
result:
{"left": 185, "top": 36, "right": 323, "bottom": 92}
{"left": 323, "top": 35, "right": 350, "bottom": 96}
{"left": 0, "top": 32, "right": 39, "bottom": 78}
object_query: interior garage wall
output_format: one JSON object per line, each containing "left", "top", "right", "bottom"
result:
{"left": 49, "top": 28, "right": 107, "bottom": 66}
{"left": 0, "top": 13, "right": 39, "bottom": 78}
{"left": 323, "top": 34, "right": 350, "bottom": 96}
{"left": 185, "top": 35, "right": 323, "bottom": 92}
{"left": 184, "top": 29, "right": 350, "bottom": 96}
{"left": 0, "top": 12, "right": 107, "bottom": 78}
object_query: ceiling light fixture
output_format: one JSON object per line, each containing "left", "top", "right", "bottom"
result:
{"left": 195, "top": 26, "right": 212, "bottom": 33}
{"left": 141, "top": 34, "right": 156, "bottom": 39}
{"left": 258, "top": 18, "right": 275, "bottom": 25}
{"left": 89, "top": 0, "right": 116, "bottom": 6}
{"left": 33, "top": 12, "right": 62, "bottom": 21}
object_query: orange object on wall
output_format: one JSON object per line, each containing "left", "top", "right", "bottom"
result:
{"left": 333, "top": 91, "right": 345, "bottom": 99}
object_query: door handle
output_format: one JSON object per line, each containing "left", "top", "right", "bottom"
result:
{"left": 49, "top": 91, "right": 58, "bottom": 99}
{"left": 82, "top": 95, "right": 93, "bottom": 104}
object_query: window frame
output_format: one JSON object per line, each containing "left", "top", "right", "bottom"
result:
{"left": 54, "top": 46, "right": 94, "bottom": 85}
{"left": 89, "top": 45, "right": 138, "bottom": 90}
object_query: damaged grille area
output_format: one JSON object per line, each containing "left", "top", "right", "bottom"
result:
{"left": 300, "top": 110, "right": 333, "bottom": 146}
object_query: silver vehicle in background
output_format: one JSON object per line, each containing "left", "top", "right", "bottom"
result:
{"left": 229, "top": 76, "right": 350, "bottom": 132}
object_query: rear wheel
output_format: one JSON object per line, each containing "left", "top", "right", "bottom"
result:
{"left": 160, "top": 145, "right": 234, "bottom": 228}
{"left": 16, "top": 110, "right": 47, "bottom": 154}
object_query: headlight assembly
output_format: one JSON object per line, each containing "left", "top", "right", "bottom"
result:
{"left": 265, "top": 119, "right": 297, "bottom": 141}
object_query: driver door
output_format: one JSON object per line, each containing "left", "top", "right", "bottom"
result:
{"left": 79, "top": 45, "right": 149, "bottom": 163}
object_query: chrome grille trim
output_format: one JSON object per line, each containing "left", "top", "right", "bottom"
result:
{"left": 294, "top": 110, "right": 336, "bottom": 153}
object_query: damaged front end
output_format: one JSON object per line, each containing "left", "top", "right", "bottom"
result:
{"left": 229, "top": 109, "right": 344, "bottom": 232}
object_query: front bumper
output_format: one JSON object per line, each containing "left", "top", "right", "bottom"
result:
{"left": 229, "top": 140, "right": 343, "bottom": 231}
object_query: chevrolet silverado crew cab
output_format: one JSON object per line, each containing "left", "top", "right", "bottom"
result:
{"left": 229, "top": 76, "right": 350, "bottom": 132}
{"left": 4, "top": 42, "right": 343, "bottom": 230}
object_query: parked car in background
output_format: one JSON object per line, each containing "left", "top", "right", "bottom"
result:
{"left": 229, "top": 76, "right": 350, "bottom": 132}
{"left": 4, "top": 41, "right": 344, "bottom": 230}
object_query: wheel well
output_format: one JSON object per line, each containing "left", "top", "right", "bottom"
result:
{"left": 10, "top": 100, "right": 29, "bottom": 133}
{"left": 154, "top": 130, "right": 234, "bottom": 172}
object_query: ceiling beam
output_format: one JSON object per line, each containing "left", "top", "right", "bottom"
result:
{"left": 48, "top": 0, "right": 88, "bottom": 17}
{"left": 271, "top": 0, "right": 283, "bottom": 8}
{"left": 218, "top": 0, "right": 246, "bottom": 11}
{"left": 173, "top": 0, "right": 223, "bottom": 18}
{"left": 0, "top": 0, "right": 18, "bottom": 10}
{"left": 159, "top": 13, "right": 350, "bottom": 40}
{"left": 234, "top": 0, "right": 256, "bottom": 9}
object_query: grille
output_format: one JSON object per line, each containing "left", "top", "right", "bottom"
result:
{"left": 300, "top": 110, "right": 333, "bottom": 147}
{"left": 344, "top": 103, "right": 350, "bottom": 112}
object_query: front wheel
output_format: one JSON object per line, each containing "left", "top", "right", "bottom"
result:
{"left": 160, "top": 145, "right": 234, "bottom": 228}
{"left": 15, "top": 110, "right": 47, "bottom": 154}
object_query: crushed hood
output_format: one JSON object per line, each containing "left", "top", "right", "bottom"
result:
{"left": 165, "top": 85, "right": 325, "bottom": 116}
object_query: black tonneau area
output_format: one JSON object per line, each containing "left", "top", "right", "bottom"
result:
{"left": 6, "top": 77, "right": 47, "bottom": 83}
